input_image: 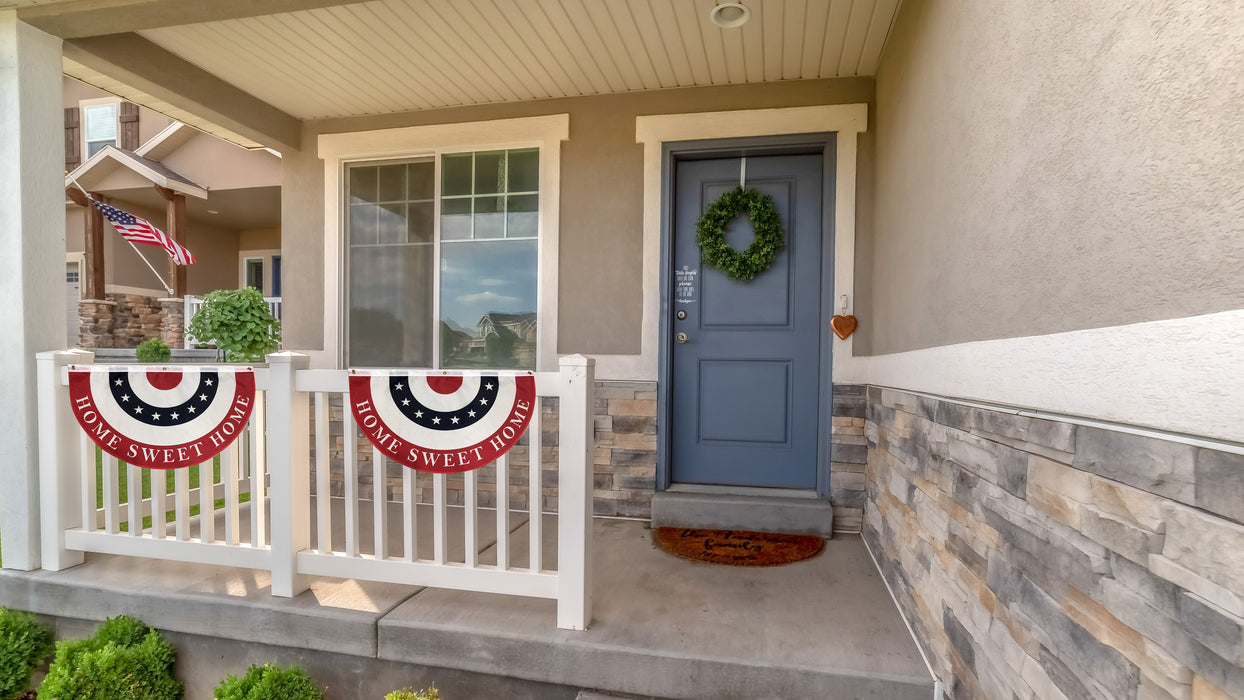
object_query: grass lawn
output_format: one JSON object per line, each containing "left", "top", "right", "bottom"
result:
{"left": 97, "top": 451, "right": 254, "bottom": 532}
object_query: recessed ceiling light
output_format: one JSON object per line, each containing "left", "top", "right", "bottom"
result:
{"left": 206, "top": 209, "right": 219, "bottom": 214}
{"left": 710, "top": 2, "right": 750, "bottom": 29}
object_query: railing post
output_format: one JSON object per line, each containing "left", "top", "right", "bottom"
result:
{"left": 556, "top": 354, "right": 595, "bottom": 630}
{"left": 267, "top": 351, "right": 311, "bottom": 597}
{"left": 37, "top": 349, "right": 93, "bottom": 571}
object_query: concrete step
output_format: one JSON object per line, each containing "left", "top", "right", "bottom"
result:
{"left": 650, "top": 490, "right": 835, "bottom": 537}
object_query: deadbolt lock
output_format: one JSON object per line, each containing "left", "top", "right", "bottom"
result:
{"left": 676, "top": 310, "right": 687, "bottom": 320}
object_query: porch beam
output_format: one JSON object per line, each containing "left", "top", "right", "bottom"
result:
{"left": 63, "top": 33, "right": 302, "bottom": 153}
{"left": 0, "top": 12, "right": 65, "bottom": 571}
{"left": 156, "top": 185, "right": 186, "bottom": 298}
{"left": 19, "top": 0, "right": 374, "bottom": 40}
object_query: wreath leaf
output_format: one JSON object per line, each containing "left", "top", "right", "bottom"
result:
{"left": 695, "top": 186, "right": 784, "bottom": 281}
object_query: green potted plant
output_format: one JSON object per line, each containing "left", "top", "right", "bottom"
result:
{"left": 185, "top": 288, "right": 281, "bottom": 363}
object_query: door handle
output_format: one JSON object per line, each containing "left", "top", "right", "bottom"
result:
{"left": 675, "top": 332, "right": 689, "bottom": 344}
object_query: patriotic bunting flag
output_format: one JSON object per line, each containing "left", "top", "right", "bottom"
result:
{"left": 89, "top": 198, "right": 196, "bottom": 265}
{"left": 69, "top": 367, "right": 255, "bottom": 469}
{"left": 348, "top": 371, "right": 536, "bottom": 473}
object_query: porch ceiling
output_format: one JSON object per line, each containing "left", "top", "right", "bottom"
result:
{"left": 18, "top": 0, "right": 899, "bottom": 150}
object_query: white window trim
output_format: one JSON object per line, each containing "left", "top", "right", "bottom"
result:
{"left": 318, "top": 114, "right": 569, "bottom": 371}
{"left": 239, "top": 249, "right": 280, "bottom": 297}
{"left": 80, "top": 96, "right": 120, "bottom": 157}
{"left": 612, "top": 104, "right": 869, "bottom": 382}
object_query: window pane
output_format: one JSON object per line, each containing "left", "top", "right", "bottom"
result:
{"left": 378, "top": 164, "right": 406, "bottom": 202}
{"left": 245, "top": 260, "right": 263, "bottom": 290}
{"left": 473, "top": 195, "right": 505, "bottom": 239}
{"left": 507, "top": 149, "right": 539, "bottom": 192}
{"left": 442, "top": 154, "right": 473, "bottom": 196}
{"left": 84, "top": 104, "right": 117, "bottom": 140}
{"left": 349, "top": 166, "right": 378, "bottom": 205}
{"left": 408, "top": 201, "right": 433, "bottom": 243}
{"left": 350, "top": 244, "right": 434, "bottom": 367}
{"left": 408, "top": 161, "right": 434, "bottom": 200}
{"left": 378, "top": 202, "right": 406, "bottom": 244}
{"left": 473, "top": 151, "right": 505, "bottom": 194}
{"left": 86, "top": 141, "right": 114, "bottom": 157}
{"left": 441, "top": 198, "right": 472, "bottom": 240}
{"left": 506, "top": 194, "right": 538, "bottom": 238}
{"left": 349, "top": 204, "right": 378, "bottom": 245}
{"left": 440, "top": 239, "right": 537, "bottom": 369}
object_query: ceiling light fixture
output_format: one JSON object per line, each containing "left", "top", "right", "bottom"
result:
{"left": 710, "top": 2, "right": 750, "bottom": 29}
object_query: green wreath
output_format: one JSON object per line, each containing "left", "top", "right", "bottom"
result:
{"left": 695, "top": 186, "right": 784, "bottom": 281}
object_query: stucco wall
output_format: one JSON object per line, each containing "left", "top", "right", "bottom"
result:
{"left": 869, "top": 0, "right": 1244, "bottom": 355}
{"left": 239, "top": 227, "right": 280, "bottom": 251}
{"left": 92, "top": 199, "right": 239, "bottom": 295}
{"left": 63, "top": 76, "right": 173, "bottom": 146}
{"left": 281, "top": 78, "right": 874, "bottom": 357}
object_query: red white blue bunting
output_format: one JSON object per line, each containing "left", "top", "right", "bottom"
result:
{"left": 348, "top": 371, "right": 536, "bottom": 473}
{"left": 68, "top": 366, "right": 256, "bottom": 469}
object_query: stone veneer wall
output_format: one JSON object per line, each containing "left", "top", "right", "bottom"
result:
{"left": 316, "top": 380, "right": 658, "bottom": 518}
{"left": 831, "top": 384, "right": 868, "bottom": 532}
{"left": 864, "top": 386, "right": 1244, "bottom": 700}
{"left": 77, "top": 293, "right": 181, "bottom": 349}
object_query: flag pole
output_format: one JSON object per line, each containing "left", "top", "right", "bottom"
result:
{"left": 68, "top": 178, "right": 175, "bottom": 297}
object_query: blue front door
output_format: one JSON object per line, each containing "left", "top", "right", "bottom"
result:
{"left": 669, "top": 154, "right": 824, "bottom": 488}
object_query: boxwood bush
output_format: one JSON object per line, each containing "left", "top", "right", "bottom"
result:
{"left": 385, "top": 687, "right": 440, "bottom": 700}
{"left": 0, "top": 607, "right": 53, "bottom": 700}
{"left": 136, "top": 338, "right": 172, "bottom": 363}
{"left": 213, "top": 664, "right": 321, "bottom": 700}
{"left": 38, "top": 615, "right": 182, "bottom": 700}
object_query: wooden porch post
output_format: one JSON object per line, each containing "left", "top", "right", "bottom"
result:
{"left": 66, "top": 187, "right": 105, "bottom": 299}
{"left": 156, "top": 185, "right": 186, "bottom": 297}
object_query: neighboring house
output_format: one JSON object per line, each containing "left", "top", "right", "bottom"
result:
{"left": 62, "top": 77, "right": 282, "bottom": 348}
{"left": 1, "top": 2, "right": 1242, "bottom": 700}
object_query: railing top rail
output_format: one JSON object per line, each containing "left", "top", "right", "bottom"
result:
{"left": 58, "top": 364, "right": 273, "bottom": 390}
{"left": 295, "top": 368, "right": 562, "bottom": 396}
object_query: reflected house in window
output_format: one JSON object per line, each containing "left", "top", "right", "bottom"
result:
{"left": 441, "top": 311, "right": 537, "bottom": 369}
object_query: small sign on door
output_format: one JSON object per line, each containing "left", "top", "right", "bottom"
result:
{"left": 675, "top": 265, "right": 698, "bottom": 304}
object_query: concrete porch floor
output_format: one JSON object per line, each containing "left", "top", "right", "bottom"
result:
{"left": 0, "top": 505, "right": 933, "bottom": 699}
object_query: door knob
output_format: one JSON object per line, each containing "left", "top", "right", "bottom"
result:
{"left": 675, "top": 332, "right": 688, "bottom": 344}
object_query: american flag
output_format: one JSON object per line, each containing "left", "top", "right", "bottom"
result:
{"left": 89, "top": 198, "right": 196, "bottom": 265}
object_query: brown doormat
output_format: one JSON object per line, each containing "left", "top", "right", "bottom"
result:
{"left": 653, "top": 527, "right": 824, "bottom": 567}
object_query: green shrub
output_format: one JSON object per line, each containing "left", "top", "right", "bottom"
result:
{"left": 0, "top": 608, "right": 53, "bottom": 700}
{"left": 136, "top": 338, "right": 172, "bottom": 363}
{"left": 186, "top": 288, "right": 281, "bottom": 362}
{"left": 213, "top": 664, "right": 321, "bottom": 700}
{"left": 385, "top": 687, "right": 440, "bottom": 700}
{"left": 38, "top": 615, "right": 182, "bottom": 700}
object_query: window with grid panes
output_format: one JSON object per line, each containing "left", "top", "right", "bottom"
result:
{"left": 346, "top": 149, "right": 538, "bottom": 369}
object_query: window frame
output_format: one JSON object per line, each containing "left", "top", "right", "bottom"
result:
{"left": 238, "top": 250, "right": 281, "bottom": 297}
{"left": 318, "top": 114, "right": 568, "bottom": 372}
{"left": 80, "top": 97, "right": 120, "bottom": 159}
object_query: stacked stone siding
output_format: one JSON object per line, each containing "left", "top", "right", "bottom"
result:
{"left": 77, "top": 293, "right": 179, "bottom": 349}
{"left": 313, "top": 380, "right": 658, "bottom": 518}
{"left": 831, "top": 384, "right": 868, "bottom": 532}
{"left": 158, "top": 298, "right": 185, "bottom": 349}
{"left": 864, "top": 386, "right": 1244, "bottom": 699}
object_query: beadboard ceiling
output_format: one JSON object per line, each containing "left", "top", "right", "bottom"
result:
{"left": 132, "top": 0, "right": 900, "bottom": 120}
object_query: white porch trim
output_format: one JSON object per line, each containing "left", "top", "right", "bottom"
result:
{"left": 614, "top": 103, "right": 869, "bottom": 382}
{"left": 317, "top": 114, "right": 569, "bottom": 372}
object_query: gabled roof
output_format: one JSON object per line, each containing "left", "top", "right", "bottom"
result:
{"left": 66, "top": 143, "right": 208, "bottom": 199}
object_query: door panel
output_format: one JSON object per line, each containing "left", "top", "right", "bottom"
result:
{"left": 670, "top": 154, "right": 823, "bottom": 488}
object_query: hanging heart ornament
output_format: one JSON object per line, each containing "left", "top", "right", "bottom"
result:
{"left": 831, "top": 315, "right": 858, "bottom": 340}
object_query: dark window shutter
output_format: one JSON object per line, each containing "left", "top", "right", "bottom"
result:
{"left": 119, "top": 101, "right": 139, "bottom": 150}
{"left": 65, "top": 107, "right": 80, "bottom": 171}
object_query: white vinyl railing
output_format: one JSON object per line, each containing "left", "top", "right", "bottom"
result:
{"left": 36, "top": 350, "right": 596, "bottom": 630}
{"left": 183, "top": 295, "right": 282, "bottom": 349}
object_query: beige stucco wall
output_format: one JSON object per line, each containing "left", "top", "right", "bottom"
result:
{"left": 239, "top": 227, "right": 280, "bottom": 251}
{"left": 161, "top": 132, "right": 281, "bottom": 191}
{"left": 869, "top": 0, "right": 1244, "bottom": 355}
{"left": 282, "top": 78, "right": 875, "bottom": 355}
{"left": 63, "top": 76, "right": 173, "bottom": 147}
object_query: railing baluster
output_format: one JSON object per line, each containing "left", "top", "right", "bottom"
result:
{"left": 80, "top": 437, "right": 95, "bottom": 533}
{"left": 529, "top": 397, "right": 542, "bottom": 572}
{"left": 198, "top": 461, "right": 215, "bottom": 543}
{"left": 152, "top": 462, "right": 166, "bottom": 539}
{"left": 496, "top": 453, "right": 509, "bottom": 571}
{"left": 127, "top": 464, "right": 142, "bottom": 536}
{"left": 249, "top": 394, "right": 266, "bottom": 549}
{"left": 372, "top": 445, "right": 387, "bottom": 560}
{"left": 464, "top": 468, "right": 477, "bottom": 567}
{"left": 344, "top": 401, "right": 359, "bottom": 557}
{"left": 433, "top": 473, "right": 446, "bottom": 564}
{"left": 403, "top": 468, "right": 415, "bottom": 562}
{"left": 222, "top": 444, "right": 238, "bottom": 545}
{"left": 174, "top": 467, "right": 190, "bottom": 541}
{"left": 102, "top": 454, "right": 119, "bottom": 534}
{"left": 315, "top": 392, "right": 331, "bottom": 554}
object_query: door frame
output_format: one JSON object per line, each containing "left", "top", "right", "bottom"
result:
{"left": 656, "top": 134, "right": 838, "bottom": 498}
